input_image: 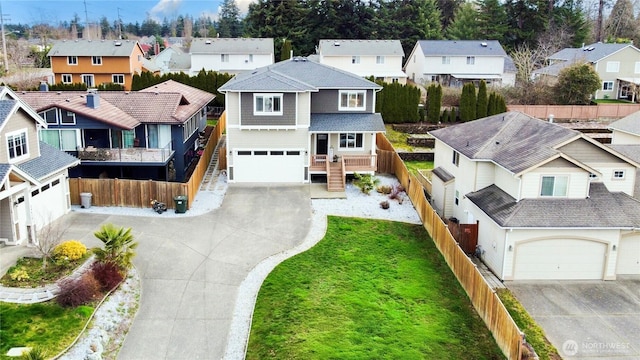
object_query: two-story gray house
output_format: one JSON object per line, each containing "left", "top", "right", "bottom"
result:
{"left": 218, "top": 57, "right": 386, "bottom": 190}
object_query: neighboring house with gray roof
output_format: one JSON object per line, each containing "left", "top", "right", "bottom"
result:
{"left": 47, "top": 39, "right": 151, "bottom": 91}
{"left": 533, "top": 43, "right": 640, "bottom": 102}
{"left": 0, "top": 87, "right": 79, "bottom": 246}
{"left": 218, "top": 57, "right": 385, "bottom": 190}
{"left": 18, "top": 80, "right": 214, "bottom": 182}
{"left": 317, "top": 39, "right": 407, "bottom": 84}
{"left": 151, "top": 44, "right": 191, "bottom": 75}
{"left": 404, "top": 40, "right": 516, "bottom": 87}
{"left": 608, "top": 110, "right": 640, "bottom": 199}
{"left": 189, "top": 38, "right": 274, "bottom": 76}
{"left": 429, "top": 111, "right": 640, "bottom": 280}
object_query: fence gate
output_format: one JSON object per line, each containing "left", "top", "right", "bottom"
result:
{"left": 448, "top": 220, "right": 479, "bottom": 254}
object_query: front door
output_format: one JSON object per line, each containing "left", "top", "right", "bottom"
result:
{"left": 316, "top": 133, "right": 328, "bottom": 155}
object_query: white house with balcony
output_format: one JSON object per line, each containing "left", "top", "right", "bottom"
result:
{"left": 404, "top": 40, "right": 515, "bottom": 87}
{"left": 317, "top": 39, "right": 407, "bottom": 84}
{"left": 429, "top": 111, "right": 640, "bottom": 280}
{"left": 189, "top": 38, "right": 274, "bottom": 76}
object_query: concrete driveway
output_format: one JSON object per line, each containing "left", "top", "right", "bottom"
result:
{"left": 507, "top": 278, "right": 640, "bottom": 359}
{"left": 60, "top": 185, "right": 311, "bottom": 359}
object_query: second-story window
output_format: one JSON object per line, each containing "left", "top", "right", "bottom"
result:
{"left": 92, "top": 56, "right": 102, "bottom": 65}
{"left": 7, "top": 130, "right": 29, "bottom": 162}
{"left": 613, "top": 170, "right": 625, "bottom": 179}
{"left": 442, "top": 56, "right": 450, "bottom": 64}
{"left": 466, "top": 56, "right": 475, "bottom": 65}
{"left": 339, "top": 90, "right": 366, "bottom": 111}
{"left": 376, "top": 56, "right": 384, "bottom": 64}
{"left": 67, "top": 56, "right": 78, "bottom": 65}
{"left": 452, "top": 150, "right": 460, "bottom": 166}
{"left": 540, "top": 175, "right": 568, "bottom": 197}
{"left": 221, "top": 54, "right": 230, "bottom": 62}
{"left": 352, "top": 56, "right": 360, "bottom": 64}
{"left": 254, "top": 93, "right": 283, "bottom": 116}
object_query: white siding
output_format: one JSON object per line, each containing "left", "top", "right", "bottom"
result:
{"left": 494, "top": 167, "right": 520, "bottom": 198}
{"left": 403, "top": 43, "right": 426, "bottom": 83}
{"left": 475, "top": 161, "right": 495, "bottom": 190}
{"left": 423, "top": 55, "right": 505, "bottom": 77}
{"left": 469, "top": 201, "right": 507, "bottom": 278}
{"left": 321, "top": 55, "right": 406, "bottom": 83}
{"left": 190, "top": 53, "right": 273, "bottom": 75}
{"left": 611, "top": 130, "right": 640, "bottom": 145}
{"left": 595, "top": 165, "right": 636, "bottom": 196}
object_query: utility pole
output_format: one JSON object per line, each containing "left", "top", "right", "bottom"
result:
{"left": 117, "top": 8, "right": 123, "bottom": 39}
{"left": 0, "top": 1, "right": 8, "bottom": 73}
{"left": 84, "top": 0, "right": 90, "bottom": 40}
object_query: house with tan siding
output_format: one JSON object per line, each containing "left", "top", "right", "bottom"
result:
{"left": 429, "top": 112, "right": 640, "bottom": 280}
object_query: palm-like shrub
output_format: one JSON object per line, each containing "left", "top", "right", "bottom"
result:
{"left": 93, "top": 224, "right": 138, "bottom": 270}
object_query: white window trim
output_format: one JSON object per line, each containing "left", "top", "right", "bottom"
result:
{"left": 603, "top": 81, "right": 614, "bottom": 91}
{"left": 60, "top": 109, "right": 76, "bottom": 125}
{"left": 635, "top": 62, "right": 640, "bottom": 74}
{"left": 338, "top": 133, "right": 364, "bottom": 151}
{"left": 352, "top": 56, "right": 360, "bottom": 64}
{"left": 613, "top": 170, "right": 625, "bottom": 180}
{"left": 67, "top": 56, "right": 77, "bottom": 65}
{"left": 452, "top": 150, "right": 460, "bottom": 166}
{"left": 606, "top": 61, "right": 620, "bottom": 72}
{"left": 92, "top": 56, "right": 102, "bottom": 65}
{"left": 467, "top": 56, "right": 475, "bottom": 65}
{"left": 253, "top": 93, "right": 283, "bottom": 116}
{"left": 112, "top": 74, "right": 125, "bottom": 85}
{"left": 81, "top": 74, "right": 95, "bottom": 87}
{"left": 376, "top": 56, "right": 384, "bottom": 64}
{"left": 540, "top": 175, "right": 569, "bottom": 197}
{"left": 442, "top": 56, "right": 450, "bottom": 65}
{"left": 338, "top": 90, "right": 366, "bottom": 111}
{"left": 6, "top": 128, "right": 29, "bottom": 163}
{"left": 221, "top": 54, "right": 229, "bottom": 62}
{"left": 62, "top": 74, "right": 73, "bottom": 84}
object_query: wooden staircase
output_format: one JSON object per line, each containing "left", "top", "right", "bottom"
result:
{"left": 327, "top": 161, "right": 345, "bottom": 192}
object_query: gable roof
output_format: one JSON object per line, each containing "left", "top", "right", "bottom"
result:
{"left": 319, "top": 39, "right": 404, "bottom": 56}
{"left": 467, "top": 183, "right": 640, "bottom": 228}
{"left": 190, "top": 38, "right": 274, "bottom": 55}
{"left": 16, "top": 142, "right": 80, "bottom": 180}
{"left": 18, "top": 80, "right": 214, "bottom": 127}
{"left": 429, "top": 112, "right": 579, "bottom": 174}
{"left": 47, "top": 39, "right": 143, "bottom": 57}
{"left": 309, "top": 113, "right": 385, "bottom": 132}
{"left": 219, "top": 57, "right": 382, "bottom": 92}
{"left": 548, "top": 42, "right": 637, "bottom": 63}
{"left": 608, "top": 111, "right": 640, "bottom": 136}
{"left": 417, "top": 40, "right": 507, "bottom": 57}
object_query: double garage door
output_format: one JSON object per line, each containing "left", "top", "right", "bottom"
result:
{"left": 233, "top": 149, "right": 305, "bottom": 183}
{"left": 514, "top": 239, "right": 607, "bottom": 280}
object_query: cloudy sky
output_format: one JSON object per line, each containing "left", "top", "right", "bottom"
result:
{"left": 3, "top": 0, "right": 255, "bottom": 26}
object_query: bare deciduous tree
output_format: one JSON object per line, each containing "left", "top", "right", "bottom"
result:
{"left": 31, "top": 215, "right": 69, "bottom": 269}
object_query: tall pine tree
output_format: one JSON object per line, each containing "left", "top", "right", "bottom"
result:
{"left": 476, "top": 80, "right": 488, "bottom": 118}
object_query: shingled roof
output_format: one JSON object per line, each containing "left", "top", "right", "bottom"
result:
{"left": 16, "top": 142, "right": 79, "bottom": 180}
{"left": 319, "top": 39, "right": 404, "bottom": 56}
{"left": 48, "top": 39, "right": 143, "bottom": 57}
{"left": 429, "top": 112, "right": 579, "bottom": 174}
{"left": 466, "top": 182, "right": 640, "bottom": 228}
{"left": 219, "top": 57, "right": 382, "bottom": 92}
{"left": 608, "top": 111, "right": 640, "bottom": 136}
{"left": 309, "top": 113, "right": 385, "bottom": 132}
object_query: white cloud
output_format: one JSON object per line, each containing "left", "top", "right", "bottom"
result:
{"left": 150, "top": 0, "right": 183, "bottom": 18}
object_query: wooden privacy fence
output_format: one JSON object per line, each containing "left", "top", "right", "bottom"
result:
{"left": 70, "top": 112, "right": 227, "bottom": 210}
{"left": 377, "top": 133, "right": 524, "bottom": 359}
{"left": 508, "top": 104, "right": 640, "bottom": 120}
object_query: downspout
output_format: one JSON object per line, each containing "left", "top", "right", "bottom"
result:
{"left": 502, "top": 228, "right": 511, "bottom": 280}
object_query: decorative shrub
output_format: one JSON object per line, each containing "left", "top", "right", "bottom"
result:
{"left": 20, "top": 346, "right": 47, "bottom": 360}
{"left": 380, "top": 200, "right": 390, "bottom": 209}
{"left": 54, "top": 240, "right": 87, "bottom": 261}
{"left": 376, "top": 185, "right": 393, "bottom": 194}
{"left": 9, "top": 267, "right": 30, "bottom": 282}
{"left": 388, "top": 184, "right": 405, "bottom": 201}
{"left": 56, "top": 272, "right": 101, "bottom": 307}
{"left": 353, "top": 173, "right": 380, "bottom": 194}
{"left": 91, "top": 261, "right": 124, "bottom": 292}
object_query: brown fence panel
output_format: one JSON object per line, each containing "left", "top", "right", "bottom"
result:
{"left": 509, "top": 104, "right": 640, "bottom": 120}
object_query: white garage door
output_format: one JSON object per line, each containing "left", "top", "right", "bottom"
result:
{"left": 514, "top": 239, "right": 606, "bottom": 280}
{"left": 233, "top": 150, "right": 305, "bottom": 183}
{"left": 617, "top": 234, "right": 640, "bottom": 275}
{"left": 30, "top": 179, "right": 68, "bottom": 228}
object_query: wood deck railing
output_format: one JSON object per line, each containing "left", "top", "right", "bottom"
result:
{"left": 310, "top": 154, "right": 376, "bottom": 172}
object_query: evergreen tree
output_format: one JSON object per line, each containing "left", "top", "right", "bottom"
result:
{"left": 604, "top": 0, "right": 636, "bottom": 41}
{"left": 487, "top": 92, "right": 497, "bottom": 115}
{"left": 427, "top": 84, "right": 443, "bottom": 123}
{"left": 445, "top": 3, "right": 479, "bottom": 40}
{"left": 477, "top": 0, "right": 508, "bottom": 41}
{"left": 281, "top": 39, "right": 293, "bottom": 60}
{"left": 555, "top": 63, "right": 601, "bottom": 105}
{"left": 460, "top": 83, "right": 477, "bottom": 121}
{"left": 476, "top": 80, "right": 488, "bottom": 118}
{"left": 218, "top": 0, "right": 243, "bottom": 38}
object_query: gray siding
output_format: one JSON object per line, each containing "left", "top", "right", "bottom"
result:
{"left": 0, "top": 110, "right": 39, "bottom": 163}
{"left": 560, "top": 138, "right": 624, "bottom": 163}
{"left": 240, "top": 92, "right": 296, "bottom": 126}
{"left": 311, "top": 89, "right": 374, "bottom": 113}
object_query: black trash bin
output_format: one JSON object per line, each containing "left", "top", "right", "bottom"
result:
{"left": 174, "top": 195, "right": 188, "bottom": 214}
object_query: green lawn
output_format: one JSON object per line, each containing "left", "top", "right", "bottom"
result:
{"left": 248, "top": 217, "right": 504, "bottom": 360}
{"left": 405, "top": 160, "right": 434, "bottom": 176}
{"left": 0, "top": 302, "right": 93, "bottom": 359}
{"left": 592, "top": 99, "right": 634, "bottom": 104}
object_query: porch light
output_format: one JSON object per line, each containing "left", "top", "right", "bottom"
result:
{"left": 508, "top": 245, "right": 513, "bottom": 252}
{"left": 612, "top": 245, "right": 616, "bottom": 251}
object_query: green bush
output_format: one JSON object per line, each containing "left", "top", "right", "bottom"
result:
{"left": 353, "top": 173, "right": 380, "bottom": 194}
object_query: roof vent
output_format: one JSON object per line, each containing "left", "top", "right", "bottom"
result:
{"left": 114, "top": 41, "right": 122, "bottom": 46}
{"left": 481, "top": 42, "right": 488, "bottom": 47}
{"left": 205, "top": 40, "right": 212, "bottom": 44}
{"left": 334, "top": 41, "right": 340, "bottom": 46}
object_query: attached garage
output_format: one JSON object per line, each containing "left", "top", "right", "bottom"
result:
{"left": 514, "top": 239, "right": 607, "bottom": 280}
{"left": 232, "top": 149, "right": 306, "bottom": 183}
{"left": 617, "top": 233, "right": 640, "bottom": 275}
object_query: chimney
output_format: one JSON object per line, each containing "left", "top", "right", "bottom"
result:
{"left": 86, "top": 89, "right": 100, "bottom": 109}
{"left": 154, "top": 41, "right": 160, "bottom": 55}
{"left": 39, "top": 81, "right": 49, "bottom": 92}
